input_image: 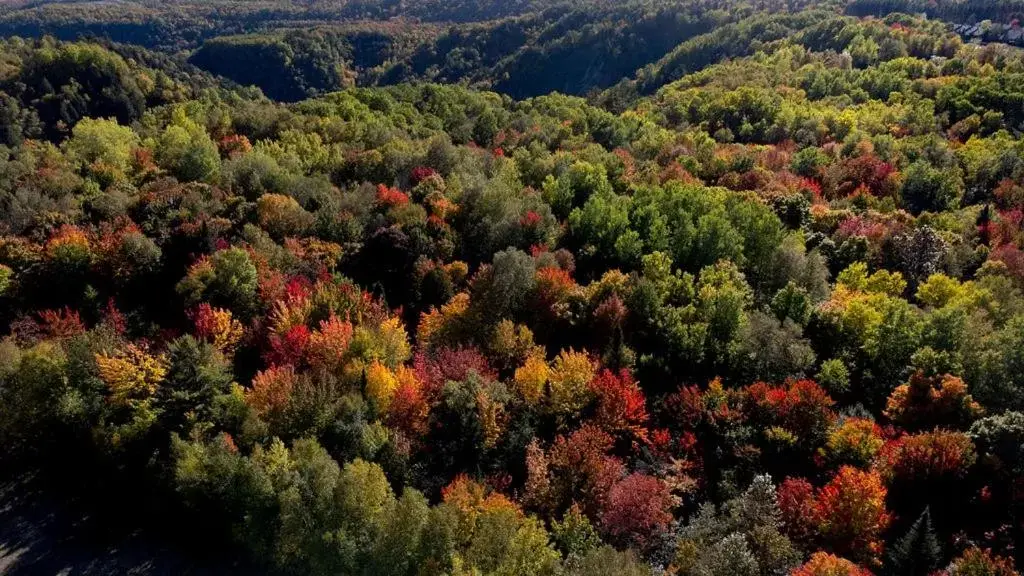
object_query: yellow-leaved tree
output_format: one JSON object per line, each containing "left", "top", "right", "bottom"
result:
{"left": 96, "top": 343, "right": 167, "bottom": 409}
{"left": 547, "top": 349, "right": 596, "bottom": 417}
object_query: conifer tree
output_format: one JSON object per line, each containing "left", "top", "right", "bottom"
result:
{"left": 886, "top": 508, "right": 941, "bottom": 576}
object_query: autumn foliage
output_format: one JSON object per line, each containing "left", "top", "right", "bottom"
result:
{"left": 884, "top": 371, "right": 982, "bottom": 431}
{"left": 780, "top": 467, "right": 890, "bottom": 565}
{"left": 792, "top": 552, "right": 874, "bottom": 576}
{"left": 6, "top": 15, "right": 1024, "bottom": 576}
{"left": 599, "top": 473, "right": 672, "bottom": 547}
{"left": 589, "top": 368, "right": 649, "bottom": 442}
{"left": 192, "top": 303, "right": 243, "bottom": 354}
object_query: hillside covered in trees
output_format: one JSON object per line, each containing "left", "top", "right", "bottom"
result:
{"left": 2, "top": 1, "right": 1024, "bottom": 575}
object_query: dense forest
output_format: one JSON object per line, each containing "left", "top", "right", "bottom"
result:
{"left": 5, "top": 0, "right": 1021, "bottom": 102}
{"left": 3, "top": 1, "right": 1024, "bottom": 575}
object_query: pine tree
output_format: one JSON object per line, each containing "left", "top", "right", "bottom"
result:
{"left": 886, "top": 508, "right": 941, "bottom": 576}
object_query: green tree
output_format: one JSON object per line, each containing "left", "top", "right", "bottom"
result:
{"left": 156, "top": 111, "right": 221, "bottom": 182}
{"left": 156, "top": 335, "right": 234, "bottom": 435}
{"left": 697, "top": 260, "right": 752, "bottom": 369}
{"left": 275, "top": 438, "right": 345, "bottom": 573}
{"left": 470, "top": 248, "right": 537, "bottom": 323}
{"left": 886, "top": 508, "right": 941, "bottom": 576}
{"left": 177, "top": 247, "right": 260, "bottom": 317}
{"left": 64, "top": 117, "right": 139, "bottom": 174}
{"left": 543, "top": 161, "right": 614, "bottom": 219}
{"left": 817, "top": 358, "right": 851, "bottom": 395}
{"left": 565, "top": 546, "right": 651, "bottom": 576}
{"left": 772, "top": 282, "right": 813, "bottom": 326}
{"left": 731, "top": 311, "right": 815, "bottom": 384}
{"left": 365, "top": 489, "right": 430, "bottom": 576}
{"left": 900, "top": 160, "right": 961, "bottom": 215}
{"left": 552, "top": 505, "right": 602, "bottom": 558}
{"left": 568, "top": 189, "right": 639, "bottom": 272}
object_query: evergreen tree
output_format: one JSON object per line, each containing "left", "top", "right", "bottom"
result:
{"left": 886, "top": 508, "right": 941, "bottom": 576}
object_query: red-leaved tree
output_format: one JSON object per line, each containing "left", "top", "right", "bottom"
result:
{"left": 599, "top": 472, "right": 673, "bottom": 548}
{"left": 780, "top": 467, "right": 890, "bottom": 566}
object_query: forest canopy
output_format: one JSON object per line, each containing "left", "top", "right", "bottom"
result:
{"left": 1, "top": 1, "right": 1024, "bottom": 575}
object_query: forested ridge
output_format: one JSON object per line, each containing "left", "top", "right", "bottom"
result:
{"left": 2, "top": 1, "right": 1024, "bottom": 576}
{"left": 3, "top": 0, "right": 840, "bottom": 101}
